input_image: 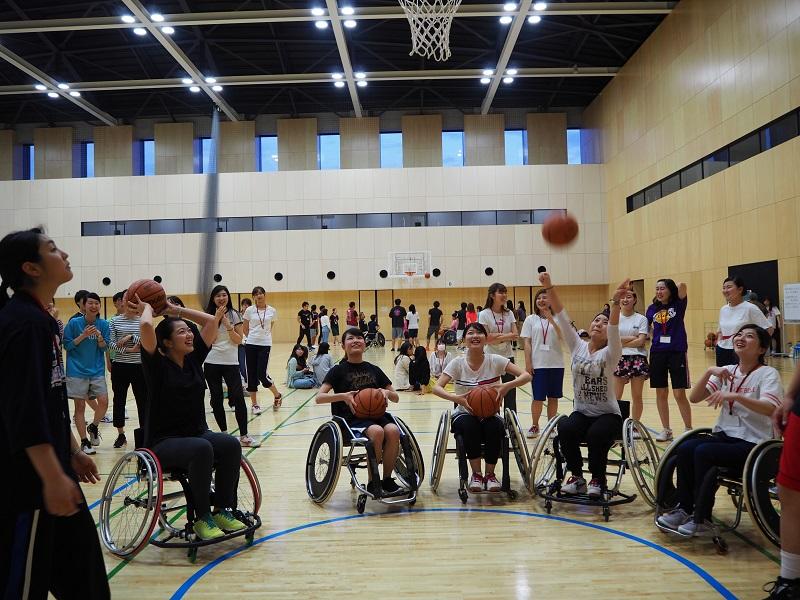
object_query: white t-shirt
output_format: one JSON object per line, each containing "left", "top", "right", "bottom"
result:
{"left": 706, "top": 364, "right": 783, "bottom": 444}
{"left": 717, "top": 302, "right": 772, "bottom": 349}
{"left": 406, "top": 312, "right": 420, "bottom": 329}
{"left": 478, "top": 308, "right": 517, "bottom": 358}
{"left": 766, "top": 307, "right": 781, "bottom": 329}
{"left": 320, "top": 314, "right": 330, "bottom": 329}
{"left": 243, "top": 305, "right": 276, "bottom": 346}
{"left": 443, "top": 353, "right": 510, "bottom": 417}
{"left": 429, "top": 351, "right": 455, "bottom": 378}
{"left": 520, "top": 314, "right": 564, "bottom": 369}
{"left": 554, "top": 309, "right": 622, "bottom": 417}
{"left": 618, "top": 312, "right": 649, "bottom": 357}
{"left": 205, "top": 309, "right": 243, "bottom": 365}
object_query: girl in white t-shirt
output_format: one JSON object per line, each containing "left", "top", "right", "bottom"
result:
{"left": 520, "top": 288, "right": 564, "bottom": 438}
{"left": 242, "top": 286, "right": 282, "bottom": 413}
{"left": 716, "top": 276, "right": 773, "bottom": 367}
{"left": 657, "top": 325, "right": 783, "bottom": 537}
{"left": 478, "top": 283, "right": 519, "bottom": 411}
{"left": 405, "top": 305, "right": 420, "bottom": 346}
{"left": 613, "top": 290, "right": 650, "bottom": 422}
{"left": 763, "top": 297, "right": 782, "bottom": 355}
{"left": 433, "top": 322, "right": 530, "bottom": 493}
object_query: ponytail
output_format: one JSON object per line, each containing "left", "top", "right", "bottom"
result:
{"left": 0, "top": 227, "right": 45, "bottom": 311}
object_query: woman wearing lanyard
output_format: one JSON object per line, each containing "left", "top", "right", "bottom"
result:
{"left": 716, "top": 276, "right": 773, "bottom": 367}
{"left": 657, "top": 325, "right": 783, "bottom": 536}
{"left": 242, "top": 286, "right": 282, "bottom": 414}
{"left": 613, "top": 290, "right": 650, "bottom": 422}
{"left": 478, "top": 283, "right": 519, "bottom": 411}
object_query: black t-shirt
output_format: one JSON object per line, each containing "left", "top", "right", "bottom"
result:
{"left": 428, "top": 307, "right": 442, "bottom": 328}
{"left": 330, "top": 314, "right": 339, "bottom": 327}
{"left": 141, "top": 332, "right": 211, "bottom": 445}
{"left": 311, "top": 311, "right": 319, "bottom": 328}
{"left": 323, "top": 360, "right": 391, "bottom": 419}
{"left": 0, "top": 293, "right": 73, "bottom": 510}
{"left": 359, "top": 318, "right": 368, "bottom": 333}
{"left": 298, "top": 309, "right": 311, "bottom": 328}
{"left": 457, "top": 309, "right": 467, "bottom": 329}
{"left": 390, "top": 306, "right": 407, "bottom": 328}
{"left": 368, "top": 320, "right": 379, "bottom": 334}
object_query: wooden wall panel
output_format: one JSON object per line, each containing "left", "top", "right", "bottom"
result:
{"left": 219, "top": 121, "right": 256, "bottom": 173}
{"left": 93, "top": 125, "right": 133, "bottom": 177}
{"left": 526, "top": 113, "right": 567, "bottom": 165}
{"left": 277, "top": 118, "right": 318, "bottom": 171}
{"left": 464, "top": 114, "right": 505, "bottom": 166}
{"left": 33, "top": 127, "right": 72, "bottom": 179}
{"left": 154, "top": 122, "right": 194, "bottom": 174}
{"left": 340, "top": 117, "right": 380, "bottom": 169}
{"left": 402, "top": 115, "right": 442, "bottom": 167}
{"left": 0, "top": 130, "right": 13, "bottom": 181}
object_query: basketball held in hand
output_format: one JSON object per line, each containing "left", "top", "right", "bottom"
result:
{"left": 542, "top": 212, "right": 579, "bottom": 247}
{"left": 353, "top": 388, "right": 387, "bottom": 420}
{"left": 124, "top": 279, "right": 167, "bottom": 315}
{"left": 467, "top": 386, "right": 500, "bottom": 418}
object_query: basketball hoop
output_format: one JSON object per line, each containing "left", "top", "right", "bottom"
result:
{"left": 397, "top": 0, "right": 463, "bottom": 62}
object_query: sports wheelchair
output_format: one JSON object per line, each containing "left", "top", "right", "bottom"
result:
{"left": 365, "top": 331, "right": 386, "bottom": 349}
{"left": 429, "top": 398, "right": 533, "bottom": 502}
{"left": 305, "top": 413, "right": 424, "bottom": 513}
{"left": 99, "top": 433, "right": 262, "bottom": 563}
{"left": 654, "top": 428, "right": 782, "bottom": 553}
{"left": 529, "top": 401, "right": 661, "bottom": 520}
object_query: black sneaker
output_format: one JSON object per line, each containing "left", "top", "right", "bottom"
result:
{"left": 81, "top": 438, "right": 96, "bottom": 455}
{"left": 366, "top": 480, "right": 382, "bottom": 497}
{"left": 382, "top": 477, "right": 403, "bottom": 495}
{"left": 763, "top": 577, "right": 800, "bottom": 599}
{"left": 113, "top": 433, "right": 127, "bottom": 449}
{"left": 87, "top": 422, "right": 101, "bottom": 446}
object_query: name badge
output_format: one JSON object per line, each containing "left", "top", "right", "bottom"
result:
{"left": 660, "top": 336, "right": 671, "bottom": 344}
{"left": 541, "top": 344, "right": 550, "bottom": 351}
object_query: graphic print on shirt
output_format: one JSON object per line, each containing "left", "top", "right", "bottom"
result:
{"left": 651, "top": 306, "right": 677, "bottom": 328}
{"left": 574, "top": 357, "right": 607, "bottom": 405}
{"left": 347, "top": 368, "right": 381, "bottom": 390}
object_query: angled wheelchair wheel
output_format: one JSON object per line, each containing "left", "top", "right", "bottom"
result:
{"left": 237, "top": 456, "right": 262, "bottom": 516}
{"left": 654, "top": 428, "right": 712, "bottom": 511}
{"left": 529, "top": 414, "right": 564, "bottom": 496}
{"left": 623, "top": 418, "right": 661, "bottom": 508}
{"left": 505, "top": 408, "right": 532, "bottom": 494}
{"left": 99, "top": 449, "right": 162, "bottom": 558}
{"left": 394, "top": 416, "right": 424, "bottom": 490}
{"left": 377, "top": 332, "right": 386, "bottom": 347}
{"left": 430, "top": 410, "right": 451, "bottom": 492}
{"left": 743, "top": 439, "right": 782, "bottom": 547}
{"left": 306, "top": 421, "right": 343, "bottom": 504}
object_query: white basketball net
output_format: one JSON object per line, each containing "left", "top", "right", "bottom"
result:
{"left": 397, "top": 0, "right": 463, "bottom": 62}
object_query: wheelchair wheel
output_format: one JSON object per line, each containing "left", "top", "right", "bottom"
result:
{"left": 743, "top": 439, "right": 782, "bottom": 547}
{"left": 394, "top": 416, "right": 424, "bottom": 490}
{"left": 654, "top": 428, "right": 712, "bottom": 511}
{"left": 99, "top": 449, "right": 162, "bottom": 558}
{"left": 622, "top": 418, "right": 660, "bottom": 508}
{"left": 529, "top": 414, "right": 564, "bottom": 496}
{"left": 236, "top": 456, "right": 262, "bottom": 516}
{"left": 306, "top": 421, "right": 343, "bottom": 504}
{"left": 430, "top": 410, "right": 450, "bottom": 492}
{"left": 505, "top": 408, "right": 532, "bottom": 494}
{"left": 377, "top": 332, "right": 386, "bottom": 347}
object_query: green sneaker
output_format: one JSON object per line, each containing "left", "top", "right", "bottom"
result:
{"left": 213, "top": 510, "right": 247, "bottom": 532}
{"left": 193, "top": 513, "right": 225, "bottom": 540}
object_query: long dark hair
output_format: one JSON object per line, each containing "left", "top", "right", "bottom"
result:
{"left": 289, "top": 343, "right": 308, "bottom": 368}
{"left": 652, "top": 278, "right": 679, "bottom": 306}
{"left": 0, "top": 227, "right": 44, "bottom": 310}
{"left": 735, "top": 324, "right": 771, "bottom": 364}
{"left": 395, "top": 341, "right": 413, "bottom": 363}
{"left": 485, "top": 283, "right": 510, "bottom": 313}
{"left": 205, "top": 284, "right": 235, "bottom": 316}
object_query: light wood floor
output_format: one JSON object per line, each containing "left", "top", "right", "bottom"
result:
{"left": 82, "top": 344, "right": 796, "bottom": 599}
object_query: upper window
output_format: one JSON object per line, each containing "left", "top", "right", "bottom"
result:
{"left": 258, "top": 136, "right": 278, "bottom": 172}
{"left": 442, "top": 131, "right": 464, "bottom": 167}
{"left": 86, "top": 142, "right": 94, "bottom": 178}
{"left": 567, "top": 129, "right": 582, "bottom": 164}
{"left": 143, "top": 140, "right": 155, "bottom": 176}
{"left": 380, "top": 132, "right": 403, "bottom": 168}
{"left": 504, "top": 130, "right": 526, "bottom": 166}
{"left": 22, "top": 144, "right": 34, "bottom": 180}
{"left": 200, "top": 138, "right": 215, "bottom": 173}
{"left": 319, "top": 134, "right": 340, "bottom": 170}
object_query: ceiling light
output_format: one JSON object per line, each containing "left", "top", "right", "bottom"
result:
{"left": 503, "top": 2, "right": 517, "bottom": 10}
{"left": 34, "top": 84, "right": 47, "bottom": 91}
{"left": 344, "top": 19, "right": 357, "bottom": 28}
{"left": 506, "top": 68, "right": 518, "bottom": 75}
{"left": 161, "top": 26, "right": 175, "bottom": 34}
{"left": 151, "top": 13, "right": 164, "bottom": 22}
{"left": 499, "top": 16, "right": 513, "bottom": 24}
{"left": 356, "top": 80, "right": 367, "bottom": 87}
{"left": 47, "top": 92, "right": 59, "bottom": 98}
{"left": 341, "top": 6, "right": 354, "bottom": 14}
{"left": 480, "top": 77, "right": 491, "bottom": 84}
{"left": 503, "top": 76, "right": 514, "bottom": 84}
{"left": 482, "top": 69, "right": 494, "bottom": 76}
{"left": 189, "top": 86, "right": 200, "bottom": 92}
{"left": 315, "top": 20, "right": 329, "bottom": 29}
{"left": 182, "top": 77, "right": 193, "bottom": 84}
{"left": 331, "top": 73, "right": 343, "bottom": 79}
{"left": 121, "top": 15, "right": 136, "bottom": 23}
{"left": 527, "top": 15, "right": 541, "bottom": 23}
{"left": 334, "top": 81, "right": 346, "bottom": 88}
{"left": 355, "top": 72, "right": 366, "bottom": 79}
{"left": 311, "top": 7, "right": 325, "bottom": 16}
{"left": 69, "top": 91, "right": 81, "bottom": 97}
{"left": 204, "top": 77, "right": 216, "bottom": 83}
{"left": 133, "top": 27, "right": 147, "bottom": 35}
{"left": 211, "top": 85, "right": 223, "bottom": 91}
{"left": 533, "top": 2, "right": 547, "bottom": 9}
{"left": 57, "top": 83, "right": 69, "bottom": 90}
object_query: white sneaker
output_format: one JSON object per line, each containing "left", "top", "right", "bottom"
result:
{"left": 485, "top": 473, "right": 502, "bottom": 493}
{"left": 655, "top": 428, "right": 673, "bottom": 442}
{"left": 561, "top": 475, "right": 587, "bottom": 495}
{"left": 251, "top": 404, "right": 263, "bottom": 416}
{"left": 526, "top": 425, "right": 540, "bottom": 439}
{"left": 587, "top": 478, "right": 603, "bottom": 499}
{"left": 678, "top": 519, "right": 716, "bottom": 537}
{"left": 87, "top": 422, "right": 102, "bottom": 446}
{"left": 100, "top": 415, "right": 112, "bottom": 424}
{"left": 657, "top": 508, "right": 691, "bottom": 531}
{"left": 239, "top": 435, "right": 261, "bottom": 448}
{"left": 81, "top": 439, "right": 96, "bottom": 455}
{"left": 468, "top": 473, "right": 484, "bottom": 493}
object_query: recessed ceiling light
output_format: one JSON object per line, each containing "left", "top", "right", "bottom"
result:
{"left": 182, "top": 77, "right": 193, "bottom": 84}
{"left": 341, "top": 6, "right": 354, "bottom": 15}
{"left": 314, "top": 20, "right": 329, "bottom": 28}
{"left": 533, "top": 2, "right": 547, "bottom": 10}
{"left": 527, "top": 15, "right": 541, "bottom": 24}
{"left": 499, "top": 16, "right": 513, "bottom": 24}
{"left": 189, "top": 86, "right": 200, "bottom": 92}
{"left": 133, "top": 27, "right": 147, "bottom": 35}
{"left": 482, "top": 69, "right": 494, "bottom": 76}
{"left": 121, "top": 15, "right": 136, "bottom": 23}
{"left": 47, "top": 92, "right": 58, "bottom": 98}
{"left": 334, "top": 81, "right": 346, "bottom": 88}
{"left": 34, "top": 84, "right": 47, "bottom": 91}
{"left": 503, "top": 3, "right": 517, "bottom": 10}
{"left": 344, "top": 19, "right": 357, "bottom": 28}
{"left": 151, "top": 13, "right": 164, "bottom": 22}
{"left": 480, "top": 77, "right": 491, "bottom": 84}
{"left": 211, "top": 85, "right": 223, "bottom": 91}
{"left": 311, "top": 7, "right": 325, "bottom": 16}
{"left": 356, "top": 80, "right": 367, "bottom": 87}
{"left": 204, "top": 77, "right": 216, "bottom": 84}
{"left": 69, "top": 91, "right": 81, "bottom": 97}
{"left": 57, "top": 83, "right": 69, "bottom": 90}
{"left": 506, "top": 68, "right": 518, "bottom": 75}
{"left": 332, "top": 73, "right": 343, "bottom": 79}
{"left": 355, "top": 72, "right": 366, "bottom": 79}
{"left": 503, "top": 76, "right": 514, "bottom": 84}
{"left": 161, "top": 26, "right": 175, "bottom": 34}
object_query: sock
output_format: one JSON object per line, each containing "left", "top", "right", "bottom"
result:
{"left": 781, "top": 550, "right": 800, "bottom": 580}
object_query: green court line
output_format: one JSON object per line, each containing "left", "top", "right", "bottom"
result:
{"left": 230, "top": 389, "right": 299, "bottom": 436}
{"left": 711, "top": 517, "right": 781, "bottom": 565}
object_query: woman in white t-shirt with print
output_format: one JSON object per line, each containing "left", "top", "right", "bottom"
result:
{"left": 657, "top": 325, "right": 783, "bottom": 537}
{"left": 243, "top": 286, "right": 282, "bottom": 414}
{"left": 539, "top": 270, "right": 630, "bottom": 499}
{"left": 478, "top": 283, "right": 519, "bottom": 411}
{"left": 613, "top": 290, "right": 650, "bottom": 422}
{"left": 520, "top": 288, "right": 564, "bottom": 438}
{"left": 716, "top": 276, "right": 773, "bottom": 366}
{"left": 433, "top": 322, "right": 530, "bottom": 493}
{"left": 405, "top": 304, "right": 420, "bottom": 346}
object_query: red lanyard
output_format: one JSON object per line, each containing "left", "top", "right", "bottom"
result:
{"left": 256, "top": 306, "right": 268, "bottom": 329}
{"left": 539, "top": 317, "right": 550, "bottom": 344}
{"left": 728, "top": 364, "right": 761, "bottom": 414}
{"left": 491, "top": 310, "right": 505, "bottom": 333}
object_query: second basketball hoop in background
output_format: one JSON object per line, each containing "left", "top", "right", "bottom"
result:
{"left": 388, "top": 251, "right": 432, "bottom": 288}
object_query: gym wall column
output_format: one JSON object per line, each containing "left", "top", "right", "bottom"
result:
{"left": 33, "top": 127, "right": 72, "bottom": 179}
{"left": 0, "top": 130, "right": 13, "bottom": 181}
{"left": 340, "top": 117, "right": 379, "bottom": 169}
{"left": 464, "top": 114, "right": 505, "bottom": 166}
{"left": 219, "top": 121, "right": 256, "bottom": 173}
{"left": 277, "top": 118, "right": 318, "bottom": 171}
{"left": 401, "top": 114, "right": 443, "bottom": 167}
{"left": 526, "top": 113, "right": 567, "bottom": 164}
{"left": 154, "top": 122, "right": 194, "bottom": 174}
{"left": 93, "top": 125, "right": 133, "bottom": 177}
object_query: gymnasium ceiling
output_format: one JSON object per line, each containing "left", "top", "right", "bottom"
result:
{"left": 0, "top": 0, "right": 674, "bottom": 125}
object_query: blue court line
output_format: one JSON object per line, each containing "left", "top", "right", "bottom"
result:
{"left": 169, "top": 508, "right": 736, "bottom": 599}
{"left": 88, "top": 476, "right": 136, "bottom": 511}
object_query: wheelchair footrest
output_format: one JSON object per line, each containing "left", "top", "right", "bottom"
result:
{"left": 150, "top": 514, "right": 262, "bottom": 549}
{"left": 540, "top": 489, "right": 636, "bottom": 508}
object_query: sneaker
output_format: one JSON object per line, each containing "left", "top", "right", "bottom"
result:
{"left": 678, "top": 519, "right": 716, "bottom": 537}
{"left": 485, "top": 473, "right": 502, "bottom": 493}
{"left": 382, "top": 477, "right": 403, "bottom": 495}
{"left": 655, "top": 428, "right": 673, "bottom": 442}
{"left": 366, "top": 480, "right": 382, "bottom": 496}
{"left": 251, "top": 404, "right": 263, "bottom": 416}
{"left": 81, "top": 438, "right": 96, "bottom": 455}
{"left": 193, "top": 513, "right": 225, "bottom": 540}
{"left": 526, "top": 425, "right": 540, "bottom": 439}
{"left": 213, "top": 510, "right": 246, "bottom": 532}
{"left": 587, "top": 478, "right": 603, "bottom": 499}
{"left": 763, "top": 576, "right": 800, "bottom": 599}
{"left": 468, "top": 473, "right": 484, "bottom": 493}
{"left": 657, "top": 508, "right": 691, "bottom": 531}
{"left": 87, "top": 422, "right": 102, "bottom": 446}
{"left": 239, "top": 435, "right": 261, "bottom": 448}
{"left": 113, "top": 433, "right": 127, "bottom": 449}
{"left": 101, "top": 415, "right": 112, "bottom": 424}
{"left": 561, "top": 475, "right": 587, "bottom": 495}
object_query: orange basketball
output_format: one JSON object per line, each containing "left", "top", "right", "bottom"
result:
{"left": 542, "top": 212, "right": 579, "bottom": 247}
{"left": 353, "top": 388, "right": 387, "bottom": 420}
{"left": 467, "top": 386, "right": 500, "bottom": 418}
{"left": 125, "top": 279, "right": 167, "bottom": 315}
{"left": 424, "top": 272, "right": 431, "bottom": 279}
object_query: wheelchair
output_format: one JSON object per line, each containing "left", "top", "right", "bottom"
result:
{"left": 365, "top": 331, "right": 386, "bottom": 349}
{"left": 305, "top": 413, "right": 424, "bottom": 513}
{"left": 429, "top": 398, "right": 532, "bottom": 503}
{"left": 99, "top": 436, "right": 262, "bottom": 563}
{"left": 529, "top": 400, "right": 661, "bottom": 520}
{"left": 653, "top": 428, "right": 782, "bottom": 553}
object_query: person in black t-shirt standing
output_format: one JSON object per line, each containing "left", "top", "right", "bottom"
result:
{"left": 297, "top": 301, "right": 312, "bottom": 347}
{"left": 426, "top": 300, "right": 443, "bottom": 350}
{"left": 317, "top": 327, "right": 403, "bottom": 495}
{"left": 389, "top": 298, "right": 407, "bottom": 352}
{"left": 0, "top": 228, "right": 109, "bottom": 599}
{"left": 456, "top": 302, "right": 468, "bottom": 347}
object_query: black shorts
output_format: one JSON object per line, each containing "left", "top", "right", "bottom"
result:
{"left": 345, "top": 414, "right": 393, "bottom": 432}
{"left": 649, "top": 351, "right": 689, "bottom": 389}
{"left": 408, "top": 328, "right": 419, "bottom": 338}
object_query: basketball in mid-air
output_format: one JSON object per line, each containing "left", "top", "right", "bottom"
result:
{"left": 424, "top": 272, "right": 431, "bottom": 279}
{"left": 542, "top": 212, "right": 579, "bottom": 247}
{"left": 124, "top": 279, "right": 167, "bottom": 315}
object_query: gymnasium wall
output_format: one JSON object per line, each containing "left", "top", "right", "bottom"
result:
{"left": 583, "top": 0, "right": 800, "bottom": 347}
